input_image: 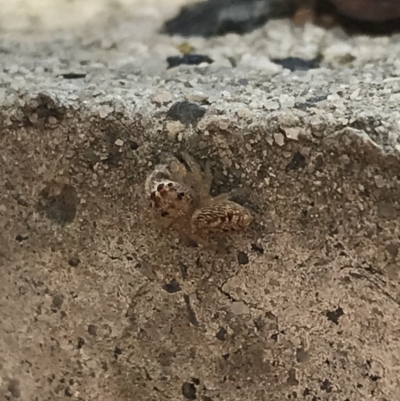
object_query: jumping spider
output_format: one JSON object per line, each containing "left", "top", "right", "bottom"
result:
{"left": 144, "top": 152, "right": 253, "bottom": 248}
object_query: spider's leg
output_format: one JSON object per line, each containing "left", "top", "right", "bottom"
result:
{"left": 210, "top": 193, "right": 231, "bottom": 203}
{"left": 187, "top": 231, "right": 228, "bottom": 254}
{"left": 199, "top": 193, "right": 231, "bottom": 207}
{"left": 181, "top": 152, "right": 202, "bottom": 177}
{"left": 168, "top": 157, "right": 188, "bottom": 182}
{"left": 201, "top": 160, "right": 213, "bottom": 198}
{"left": 181, "top": 151, "right": 198, "bottom": 170}
{"left": 181, "top": 151, "right": 215, "bottom": 201}
{"left": 179, "top": 151, "right": 203, "bottom": 193}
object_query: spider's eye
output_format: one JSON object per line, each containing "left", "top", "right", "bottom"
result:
{"left": 177, "top": 192, "right": 185, "bottom": 200}
{"left": 157, "top": 183, "right": 165, "bottom": 191}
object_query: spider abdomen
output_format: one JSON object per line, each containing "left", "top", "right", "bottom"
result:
{"left": 191, "top": 200, "right": 253, "bottom": 235}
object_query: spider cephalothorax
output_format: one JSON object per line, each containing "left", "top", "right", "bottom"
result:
{"left": 145, "top": 161, "right": 196, "bottom": 220}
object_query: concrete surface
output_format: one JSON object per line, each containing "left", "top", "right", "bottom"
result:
{"left": 1, "top": 1, "right": 400, "bottom": 401}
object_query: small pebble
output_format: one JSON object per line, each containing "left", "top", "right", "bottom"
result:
{"left": 251, "top": 243, "right": 264, "bottom": 254}
{"left": 166, "top": 121, "right": 185, "bottom": 139}
{"left": 215, "top": 327, "right": 227, "bottom": 341}
{"left": 163, "top": 279, "right": 182, "bottom": 293}
{"left": 98, "top": 105, "right": 113, "bottom": 119}
{"left": 150, "top": 91, "right": 174, "bottom": 105}
{"left": 52, "top": 294, "right": 64, "bottom": 309}
{"left": 8, "top": 379, "right": 21, "bottom": 398}
{"left": 326, "top": 307, "right": 344, "bottom": 324}
{"left": 167, "top": 54, "right": 213, "bottom": 69}
{"left": 167, "top": 100, "right": 206, "bottom": 125}
{"left": 237, "top": 251, "right": 249, "bottom": 265}
{"left": 272, "top": 57, "right": 320, "bottom": 72}
{"left": 68, "top": 256, "right": 80, "bottom": 267}
{"left": 15, "top": 233, "right": 29, "bottom": 242}
{"left": 64, "top": 386, "right": 74, "bottom": 397}
{"left": 274, "top": 133, "right": 285, "bottom": 146}
{"left": 377, "top": 202, "right": 397, "bottom": 220}
{"left": 284, "top": 127, "right": 302, "bottom": 141}
{"left": 286, "top": 152, "right": 306, "bottom": 171}
{"left": 231, "top": 301, "right": 250, "bottom": 315}
{"left": 61, "top": 72, "right": 86, "bottom": 79}
{"left": 88, "top": 324, "right": 98, "bottom": 336}
{"left": 182, "top": 382, "right": 197, "bottom": 400}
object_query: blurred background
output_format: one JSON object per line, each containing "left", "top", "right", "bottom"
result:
{"left": 1, "top": 0, "right": 400, "bottom": 34}
{"left": 0, "top": 0, "right": 185, "bottom": 31}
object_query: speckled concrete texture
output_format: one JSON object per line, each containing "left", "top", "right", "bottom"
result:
{"left": 1, "top": 1, "right": 400, "bottom": 401}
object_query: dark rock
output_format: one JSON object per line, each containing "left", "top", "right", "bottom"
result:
{"left": 38, "top": 182, "right": 78, "bottom": 226}
{"left": 320, "top": 379, "right": 333, "bottom": 392}
{"left": 287, "top": 368, "right": 299, "bottom": 386}
{"left": 377, "top": 202, "right": 397, "bottom": 220}
{"left": 61, "top": 72, "right": 86, "bottom": 79}
{"left": 77, "top": 337, "right": 85, "bottom": 349}
{"left": 68, "top": 256, "right": 81, "bottom": 267}
{"left": 23, "top": 92, "right": 66, "bottom": 127}
{"left": 326, "top": 307, "right": 344, "bottom": 324}
{"left": 52, "top": 294, "right": 64, "bottom": 310}
{"left": 296, "top": 347, "right": 309, "bottom": 363}
{"left": 163, "top": 0, "right": 400, "bottom": 38}
{"left": 192, "top": 378, "right": 200, "bottom": 385}
{"left": 182, "top": 382, "right": 197, "bottom": 400}
{"left": 167, "top": 100, "right": 206, "bottom": 125}
{"left": 162, "top": 0, "right": 296, "bottom": 37}
{"left": 215, "top": 327, "right": 227, "bottom": 341}
{"left": 184, "top": 294, "right": 200, "bottom": 327}
{"left": 129, "top": 140, "right": 139, "bottom": 150}
{"left": 162, "top": 279, "right": 182, "bottom": 293}
{"left": 331, "top": 0, "right": 400, "bottom": 21}
{"left": 167, "top": 54, "right": 214, "bottom": 69}
{"left": 385, "top": 243, "right": 399, "bottom": 258}
{"left": 114, "top": 346, "right": 122, "bottom": 359}
{"left": 237, "top": 251, "right": 249, "bottom": 265}
{"left": 15, "top": 233, "right": 29, "bottom": 242}
{"left": 369, "top": 374, "right": 381, "bottom": 382}
{"left": 88, "top": 324, "right": 98, "bottom": 336}
{"left": 272, "top": 56, "right": 320, "bottom": 71}
{"left": 8, "top": 379, "right": 21, "bottom": 398}
{"left": 64, "top": 386, "right": 74, "bottom": 397}
{"left": 251, "top": 243, "right": 264, "bottom": 254}
{"left": 286, "top": 152, "right": 307, "bottom": 171}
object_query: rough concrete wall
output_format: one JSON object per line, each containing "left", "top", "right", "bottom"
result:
{"left": 1, "top": 2, "right": 400, "bottom": 401}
